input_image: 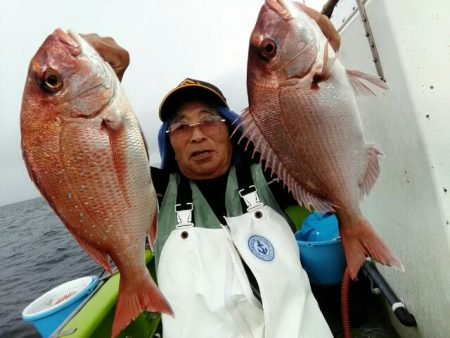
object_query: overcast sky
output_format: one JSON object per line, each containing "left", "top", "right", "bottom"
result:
{"left": 0, "top": 0, "right": 324, "bottom": 206}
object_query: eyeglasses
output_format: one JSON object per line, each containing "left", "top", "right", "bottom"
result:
{"left": 166, "top": 115, "right": 226, "bottom": 138}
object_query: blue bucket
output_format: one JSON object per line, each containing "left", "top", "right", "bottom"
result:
{"left": 22, "top": 276, "right": 98, "bottom": 337}
{"left": 295, "top": 212, "right": 346, "bottom": 285}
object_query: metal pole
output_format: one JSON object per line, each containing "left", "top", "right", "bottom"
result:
{"left": 356, "top": 0, "right": 386, "bottom": 81}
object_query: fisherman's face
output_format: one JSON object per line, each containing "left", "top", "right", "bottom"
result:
{"left": 168, "top": 100, "right": 232, "bottom": 180}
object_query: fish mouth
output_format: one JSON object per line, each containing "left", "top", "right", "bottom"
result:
{"left": 67, "top": 30, "right": 86, "bottom": 52}
{"left": 52, "top": 28, "right": 82, "bottom": 56}
{"left": 265, "top": 0, "right": 297, "bottom": 20}
{"left": 51, "top": 29, "right": 93, "bottom": 57}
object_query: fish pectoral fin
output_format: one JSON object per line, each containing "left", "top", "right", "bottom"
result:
{"left": 102, "top": 107, "right": 124, "bottom": 131}
{"left": 346, "top": 69, "right": 389, "bottom": 96}
{"left": 101, "top": 112, "right": 131, "bottom": 207}
{"left": 313, "top": 42, "right": 336, "bottom": 83}
{"left": 65, "top": 224, "right": 113, "bottom": 273}
{"left": 359, "top": 145, "right": 383, "bottom": 197}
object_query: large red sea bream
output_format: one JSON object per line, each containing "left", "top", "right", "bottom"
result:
{"left": 20, "top": 29, "right": 172, "bottom": 337}
{"left": 240, "top": 0, "right": 402, "bottom": 278}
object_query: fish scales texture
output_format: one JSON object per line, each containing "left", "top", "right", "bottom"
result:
{"left": 20, "top": 29, "right": 171, "bottom": 337}
{"left": 244, "top": 0, "right": 402, "bottom": 278}
{"left": 278, "top": 67, "right": 367, "bottom": 208}
{"left": 59, "top": 102, "right": 149, "bottom": 257}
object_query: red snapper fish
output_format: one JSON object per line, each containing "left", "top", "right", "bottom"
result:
{"left": 20, "top": 29, "right": 172, "bottom": 337}
{"left": 240, "top": 0, "right": 402, "bottom": 278}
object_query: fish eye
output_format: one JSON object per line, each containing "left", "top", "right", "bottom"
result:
{"left": 41, "top": 69, "right": 63, "bottom": 93}
{"left": 259, "top": 38, "right": 277, "bottom": 60}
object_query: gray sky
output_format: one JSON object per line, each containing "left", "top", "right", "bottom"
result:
{"left": 0, "top": 0, "right": 324, "bottom": 206}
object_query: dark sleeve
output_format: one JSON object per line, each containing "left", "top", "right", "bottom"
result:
{"left": 150, "top": 166, "right": 170, "bottom": 205}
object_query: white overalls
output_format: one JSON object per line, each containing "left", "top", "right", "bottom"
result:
{"left": 156, "top": 165, "right": 332, "bottom": 338}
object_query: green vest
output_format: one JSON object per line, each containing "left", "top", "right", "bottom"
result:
{"left": 154, "top": 164, "right": 295, "bottom": 269}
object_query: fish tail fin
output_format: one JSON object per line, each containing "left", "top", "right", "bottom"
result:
{"left": 340, "top": 217, "right": 403, "bottom": 279}
{"left": 111, "top": 270, "right": 173, "bottom": 337}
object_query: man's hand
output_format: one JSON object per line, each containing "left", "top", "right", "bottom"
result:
{"left": 80, "top": 33, "right": 130, "bottom": 81}
{"left": 297, "top": 3, "right": 341, "bottom": 52}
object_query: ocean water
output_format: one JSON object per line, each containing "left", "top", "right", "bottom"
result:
{"left": 0, "top": 198, "right": 102, "bottom": 337}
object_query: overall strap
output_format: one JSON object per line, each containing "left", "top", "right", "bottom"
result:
{"left": 236, "top": 164, "right": 263, "bottom": 212}
{"left": 175, "top": 174, "right": 194, "bottom": 227}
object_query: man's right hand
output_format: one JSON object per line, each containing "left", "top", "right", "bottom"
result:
{"left": 80, "top": 33, "right": 130, "bottom": 81}
{"left": 296, "top": 3, "right": 341, "bottom": 52}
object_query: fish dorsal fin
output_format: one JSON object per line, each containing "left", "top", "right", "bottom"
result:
{"left": 234, "top": 108, "right": 334, "bottom": 213}
{"left": 346, "top": 69, "right": 389, "bottom": 96}
{"left": 359, "top": 144, "right": 382, "bottom": 197}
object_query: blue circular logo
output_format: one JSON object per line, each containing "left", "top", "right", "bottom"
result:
{"left": 248, "top": 235, "right": 275, "bottom": 261}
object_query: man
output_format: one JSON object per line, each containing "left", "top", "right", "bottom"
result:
{"left": 84, "top": 4, "right": 339, "bottom": 337}
{"left": 151, "top": 78, "right": 332, "bottom": 337}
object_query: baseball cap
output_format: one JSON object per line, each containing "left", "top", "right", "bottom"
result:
{"left": 158, "top": 78, "right": 229, "bottom": 121}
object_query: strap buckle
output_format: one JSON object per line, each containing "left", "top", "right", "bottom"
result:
{"left": 175, "top": 203, "right": 194, "bottom": 228}
{"left": 239, "top": 185, "right": 263, "bottom": 212}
